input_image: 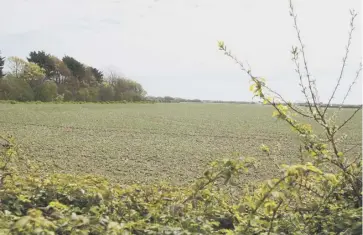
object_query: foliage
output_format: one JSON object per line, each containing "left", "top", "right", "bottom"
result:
{"left": 27, "top": 51, "right": 55, "bottom": 78}
{"left": 90, "top": 67, "right": 104, "bottom": 84}
{"left": 0, "top": 102, "right": 360, "bottom": 184}
{"left": 50, "top": 56, "right": 72, "bottom": 85}
{"left": 0, "top": 1, "right": 361, "bottom": 234}
{"left": 6, "top": 56, "right": 45, "bottom": 82}
{"left": 110, "top": 74, "right": 146, "bottom": 102}
{"left": 34, "top": 81, "right": 58, "bottom": 102}
{"left": 62, "top": 56, "right": 86, "bottom": 82}
{"left": 0, "top": 53, "right": 146, "bottom": 103}
{"left": 0, "top": 75, "right": 34, "bottom": 101}
{"left": 22, "top": 62, "right": 46, "bottom": 81}
{"left": 63, "top": 90, "right": 74, "bottom": 102}
{"left": 6, "top": 57, "right": 28, "bottom": 79}
{"left": 0, "top": 51, "right": 5, "bottom": 78}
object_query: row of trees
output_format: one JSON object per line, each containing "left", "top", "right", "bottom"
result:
{"left": 0, "top": 51, "right": 146, "bottom": 102}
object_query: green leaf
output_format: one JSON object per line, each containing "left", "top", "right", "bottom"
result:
{"left": 249, "top": 84, "right": 256, "bottom": 92}
{"left": 12, "top": 216, "right": 30, "bottom": 229}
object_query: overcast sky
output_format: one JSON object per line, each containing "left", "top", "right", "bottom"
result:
{"left": 1, "top": 0, "right": 362, "bottom": 103}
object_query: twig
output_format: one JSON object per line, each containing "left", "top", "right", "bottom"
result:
{"left": 244, "top": 176, "right": 288, "bottom": 232}
{"left": 267, "top": 199, "right": 283, "bottom": 235}
{"left": 289, "top": 0, "right": 322, "bottom": 117}
{"left": 335, "top": 106, "right": 362, "bottom": 132}
{"left": 339, "top": 62, "right": 362, "bottom": 110}
{"left": 343, "top": 144, "right": 361, "bottom": 154}
{"left": 292, "top": 47, "right": 315, "bottom": 116}
{"left": 324, "top": 10, "right": 358, "bottom": 115}
{"left": 263, "top": 85, "right": 313, "bottom": 118}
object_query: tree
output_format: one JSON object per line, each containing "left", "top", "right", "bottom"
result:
{"left": 76, "top": 88, "right": 90, "bottom": 101}
{"left": 90, "top": 67, "right": 104, "bottom": 83}
{"left": 62, "top": 56, "right": 85, "bottom": 82}
{"left": 88, "top": 86, "right": 100, "bottom": 102}
{"left": 50, "top": 56, "right": 71, "bottom": 84}
{"left": 0, "top": 51, "right": 5, "bottom": 78}
{"left": 6, "top": 57, "right": 45, "bottom": 81}
{"left": 107, "top": 71, "right": 146, "bottom": 101}
{"left": 23, "top": 62, "right": 46, "bottom": 81}
{"left": 27, "top": 51, "right": 55, "bottom": 77}
{"left": 98, "top": 83, "right": 114, "bottom": 101}
{"left": 84, "top": 67, "right": 98, "bottom": 87}
{"left": 7, "top": 57, "right": 27, "bottom": 78}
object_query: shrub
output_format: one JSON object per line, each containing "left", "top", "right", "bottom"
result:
{"left": 54, "top": 94, "right": 64, "bottom": 103}
{"left": 76, "top": 87, "right": 90, "bottom": 102}
{"left": 0, "top": 75, "right": 34, "bottom": 101}
{"left": 34, "top": 81, "right": 58, "bottom": 102}
{"left": 63, "top": 90, "right": 73, "bottom": 102}
{"left": 0, "top": 1, "right": 361, "bottom": 234}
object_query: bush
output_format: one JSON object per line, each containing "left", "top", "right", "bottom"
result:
{"left": 0, "top": 75, "right": 34, "bottom": 101}
{"left": 54, "top": 94, "right": 64, "bottom": 103}
{"left": 34, "top": 81, "right": 58, "bottom": 102}
{"left": 76, "top": 87, "right": 90, "bottom": 102}
{"left": 63, "top": 90, "right": 73, "bottom": 102}
{"left": 98, "top": 85, "right": 114, "bottom": 102}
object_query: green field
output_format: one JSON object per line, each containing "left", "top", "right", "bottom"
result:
{"left": 0, "top": 103, "right": 361, "bottom": 184}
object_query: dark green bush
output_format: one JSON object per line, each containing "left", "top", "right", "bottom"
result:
{"left": 34, "top": 81, "right": 58, "bottom": 102}
{"left": 0, "top": 76, "right": 34, "bottom": 102}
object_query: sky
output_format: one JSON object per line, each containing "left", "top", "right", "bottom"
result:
{"left": 1, "top": 0, "right": 362, "bottom": 103}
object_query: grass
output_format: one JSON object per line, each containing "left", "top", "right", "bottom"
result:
{"left": 0, "top": 103, "right": 361, "bottom": 184}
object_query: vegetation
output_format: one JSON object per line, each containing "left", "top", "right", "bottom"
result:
{"left": 0, "top": 52, "right": 4, "bottom": 78}
{"left": 0, "top": 53, "right": 146, "bottom": 103}
{"left": 0, "top": 103, "right": 361, "bottom": 185}
{"left": 0, "top": 1, "right": 361, "bottom": 234}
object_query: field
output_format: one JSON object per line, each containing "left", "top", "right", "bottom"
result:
{"left": 0, "top": 103, "right": 361, "bottom": 185}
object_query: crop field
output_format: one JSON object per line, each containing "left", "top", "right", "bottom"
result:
{"left": 0, "top": 103, "right": 361, "bottom": 184}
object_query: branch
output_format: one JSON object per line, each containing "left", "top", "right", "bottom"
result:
{"left": 289, "top": 0, "right": 322, "bottom": 117}
{"left": 335, "top": 106, "right": 362, "bottom": 133}
{"left": 220, "top": 48, "right": 310, "bottom": 136}
{"left": 245, "top": 176, "right": 288, "bottom": 232}
{"left": 343, "top": 144, "right": 361, "bottom": 154}
{"left": 324, "top": 10, "right": 358, "bottom": 115}
{"left": 263, "top": 85, "right": 313, "bottom": 118}
{"left": 339, "top": 62, "right": 362, "bottom": 110}
{"left": 267, "top": 199, "right": 283, "bottom": 235}
{"left": 291, "top": 46, "right": 315, "bottom": 116}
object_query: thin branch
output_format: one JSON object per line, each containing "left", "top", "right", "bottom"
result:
{"left": 222, "top": 49, "right": 310, "bottom": 136}
{"left": 292, "top": 47, "right": 315, "bottom": 116}
{"left": 303, "top": 185, "right": 339, "bottom": 231}
{"left": 263, "top": 85, "right": 313, "bottom": 118}
{"left": 324, "top": 10, "right": 358, "bottom": 115}
{"left": 267, "top": 199, "right": 284, "bottom": 235}
{"left": 343, "top": 144, "right": 361, "bottom": 154}
{"left": 245, "top": 176, "right": 288, "bottom": 232}
{"left": 289, "top": 0, "right": 322, "bottom": 117}
{"left": 344, "top": 154, "right": 362, "bottom": 183}
{"left": 335, "top": 106, "right": 362, "bottom": 132}
{"left": 339, "top": 62, "right": 362, "bottom": 110}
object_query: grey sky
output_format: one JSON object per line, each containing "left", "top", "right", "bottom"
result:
{"left": 1, "top": 0, "right": 362, "bottom": 103}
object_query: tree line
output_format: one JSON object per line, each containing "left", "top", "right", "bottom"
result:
{"left": 0, "top": 51, "right": 146, "bottom": 102}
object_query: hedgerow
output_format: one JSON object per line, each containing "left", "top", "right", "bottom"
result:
{"left": 0, "top": 1, "right": 361, "bottom": 234}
